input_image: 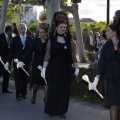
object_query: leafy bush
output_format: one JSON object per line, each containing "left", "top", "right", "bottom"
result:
{"left": 28, "top": 22, "right": 39, "bottom": 33}
{"left": 86, "top": 52, "right": 97, "bottom": 63}
{"left": 70, "top": 68, "right": 104, "bottom": 104}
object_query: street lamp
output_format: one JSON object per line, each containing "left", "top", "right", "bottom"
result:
{"left": 71, "top": 0, "right": 81, "bottom": 3}
{"left": 107, "top": 0, "right": 110, "bottom": 25}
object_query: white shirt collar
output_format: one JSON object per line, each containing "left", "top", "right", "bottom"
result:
{"left": 20, "top": 34, "right": 26, "bottom": 39}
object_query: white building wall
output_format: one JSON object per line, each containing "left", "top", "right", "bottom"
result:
{"left": 36, "top": 6, "right": 43, "bottom": 21}
{"left": 15, "top": 5, "right": 43, "bottom": 23}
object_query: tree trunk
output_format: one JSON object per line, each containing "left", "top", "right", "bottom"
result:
{"left": 72, "top": 3, "right": 85, "bottom": 62}
{"left": 0, "top": 0, "right": 9, "bottom": 33}
{"left": 61, "top": 3, "right": 85, "bottom": 62}
{"left": 45, "top": 0, "right": 61, "bottom": 25}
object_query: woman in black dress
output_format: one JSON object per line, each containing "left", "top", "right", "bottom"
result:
{"left": 17, "top": 23, "right": 49, "bottom": 104}
{"left": 41, "top": 12, "right": 79, "bottom": 118}
{"left": 92, "top": 23, "right": 120, "bottom": 120}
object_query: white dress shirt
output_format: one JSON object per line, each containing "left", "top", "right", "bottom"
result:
{"left": 89, "top": 35, "right": 94, "bottom": 46}
{"left": 20, "top": 34, "right": 26, "bottom": 46}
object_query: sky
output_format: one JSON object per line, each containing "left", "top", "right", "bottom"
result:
{"left": 38, "top": 0, "right": 120, "bottom": 22}
{"left": 77, "top": 0, "right": 120, "bottom": 22}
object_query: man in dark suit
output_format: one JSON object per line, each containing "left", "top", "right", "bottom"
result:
{"left": 4, "top": 23, "right": 33, "bottom": 101}
{"left": 84, "top": 30, "right": 94, "bottom": 52}
{"left": 0, "top": 26, "right": 13, "bottom": 93}
{"left": 21, "top": 19, "right": 32, "bottom": 37}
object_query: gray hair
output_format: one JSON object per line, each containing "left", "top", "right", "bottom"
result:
{"left": 18, "top": 23, "right": 27, "bottom": 30}
{"left": 21, "top": 19, "right": 29, "bottom": 26}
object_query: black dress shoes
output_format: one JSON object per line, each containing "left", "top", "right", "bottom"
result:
{"left": 16, "top": 98, "right": 21, "bottom": 101}
{"left": 21, "top": 96, "right": 27, "bottom": 99}
{"left": 2, "top": 90, "right": 13, "bottom": 93}
{"left": 31, "top": 99, "right": 35, "bottom": 104}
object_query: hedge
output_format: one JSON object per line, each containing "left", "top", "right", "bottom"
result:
{"left": 70, "top": 68, "right": 104, "bottom": 105}
{"left": 10, "top": 66, "right": 104, "bottom": 104}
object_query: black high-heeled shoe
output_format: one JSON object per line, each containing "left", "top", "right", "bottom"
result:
{"left": 31, "top": 99, "right": 35, "bottom": 104}
{"left": 60, "top": 114, "right": 66, "bottom": 118}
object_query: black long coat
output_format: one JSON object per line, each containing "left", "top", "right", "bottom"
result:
{"left": 97, "top": 40, "right": 120, "bottom": 79}
{"left": 97, "top": 40, "right": 120, "bottom": 106}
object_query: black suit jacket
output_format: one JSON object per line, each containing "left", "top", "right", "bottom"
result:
{"left": 26, "top": 29, "right": 32, "bottom": 38}
{"left": 84, "top": 35, "right": 94, "bottom": 51}
{"left": 7, "top": 35, "right": 33, "bottom": 67}
{"left": 0, "top": 33, "right": 12, "bottom": 63}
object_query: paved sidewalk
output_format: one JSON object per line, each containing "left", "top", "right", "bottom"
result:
{"left": 70, "top": 99, "right": 110, "bottom": 120}
{"left": 78, "top": 62, "right": 89, "bottom": 68}
{"left": 76, "top": 53, "right": 90, "bottom": 68}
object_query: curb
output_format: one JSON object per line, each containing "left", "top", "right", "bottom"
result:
{"left": 78, "top": 62, "right": 89, "bottom": 68}
{"left": 70, "top": 99, "right": 110, "bottom": 120}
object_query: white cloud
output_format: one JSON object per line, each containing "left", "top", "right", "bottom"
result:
{"left": 78, "top": 0, "right": 120, "bottom": 22}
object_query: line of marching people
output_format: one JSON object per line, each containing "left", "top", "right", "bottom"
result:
{"left": 0, "top": 12, "right": 79, "bottom": 119}
{"left": 1, "top": 9, "right": 120, "bottom": 120}
{"left": 0, "top": 21, "right": 49, "bottom": 102}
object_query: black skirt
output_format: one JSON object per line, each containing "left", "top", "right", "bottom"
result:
{"left": 104, "top": 78, "right": 120, "bottom": 106}
{"left": 32, "top": 75, "right": 46, "bottom": 86}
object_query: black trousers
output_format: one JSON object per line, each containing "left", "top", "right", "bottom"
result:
{"left": 0, "top": 64, "right": 10, "bottom": 91}
{"left": 14, "top": 66, "right": 27, "bottom": 98}
{"left": 2, "top": 69, "right": 10, "bottom": 91}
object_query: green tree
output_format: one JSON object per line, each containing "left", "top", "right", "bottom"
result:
{"left": 6, "top": 6, "right": 18, "bottom": 24}
{"left": 0, "top": 0, "right": 9, "bottom": 33}
{"left": 29, "top": 22, "right": 39, "bottom": 33}
{"left": 69, "top": 24, "right": 76, "bottom": 39}
{"left": 39, "top": 10, "right": 47, "bottom": 22}
{"left": 81, "top": 21, "right": 106, "bottom": 43}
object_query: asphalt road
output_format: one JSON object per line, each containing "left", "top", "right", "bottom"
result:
{"left": 0, "top": 80, "right": 109, "bottom": 120}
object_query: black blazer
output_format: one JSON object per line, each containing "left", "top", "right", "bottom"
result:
{"left": 97, "top": 40, "right": 120, "bottom": 79}
{"left": 84, "top": 35, "right": 94, "bottom": 51}
{"left": 7, "top": 35, "right": 33, "bottom": 67}
{"left": 26, "top": 29, "right": 32, "bottom": 37}
{"left": 22, "top": 38, "right": 48, "bottom": 76}
{"left": 0, "top": 32, "right": 12, "bottom": 63}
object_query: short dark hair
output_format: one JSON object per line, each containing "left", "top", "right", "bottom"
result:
{"left": 5, "top": 26, "right": 12, "bottom": 32}
{"left": 12, "top": 23, "right": 17, "bottom": 27}
{"left": 113, "top": 10, "right": 120, "bottom": 18}
{"left": 108, "top": 24, "right": 120, "bottom": 38}
{"left": 101, "top": 30, "right": 107, "bottom": 39}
